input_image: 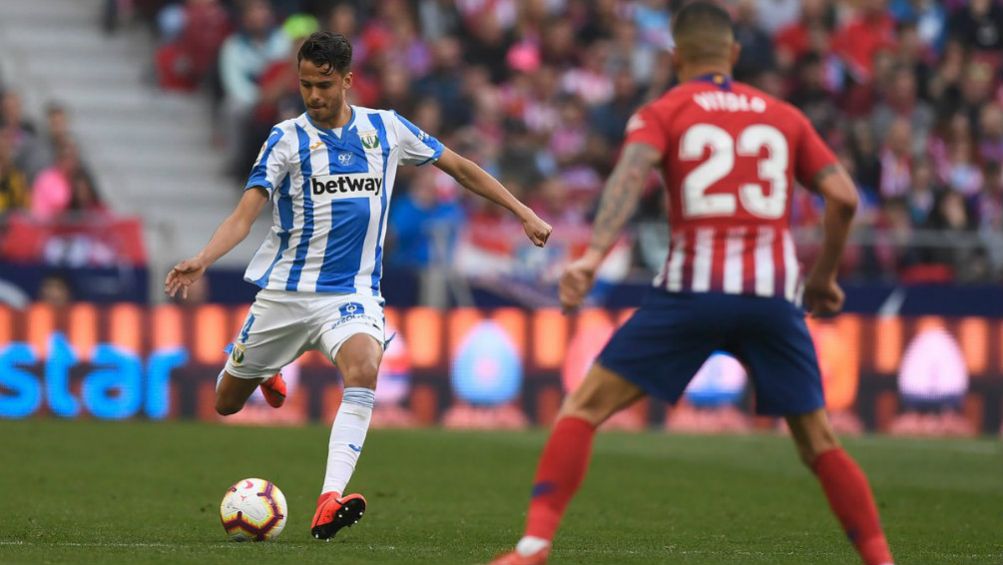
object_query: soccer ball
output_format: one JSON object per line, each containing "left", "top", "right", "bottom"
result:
{"left": 219, "top": 478, "right": 288, "bottom": 541}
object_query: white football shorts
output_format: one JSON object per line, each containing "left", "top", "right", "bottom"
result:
{"left": 224, "top": 289, "right": 385, "bottom": 380}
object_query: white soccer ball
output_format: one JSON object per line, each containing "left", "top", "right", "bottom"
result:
{"left": 219, "top": 478, "right": 288, "bottom": 541}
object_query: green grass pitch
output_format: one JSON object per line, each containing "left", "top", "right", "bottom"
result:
{"left": 1, "top": 420, "right": 1000, "bottom": 565}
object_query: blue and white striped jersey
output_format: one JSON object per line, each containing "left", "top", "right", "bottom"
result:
{"left": 243, "top": 106, "right": 443, "bottom": 296}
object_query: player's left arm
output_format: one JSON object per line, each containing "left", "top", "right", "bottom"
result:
{"left": 434, "top": 148, "right": 552, "bottom": 247}
{"left": 558, "top": 142, "right": 661, "bottom": 311}
{"left": 794, "top": 115, "right": 857, "bottom": 317}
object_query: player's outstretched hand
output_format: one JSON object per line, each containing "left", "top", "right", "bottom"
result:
{"left": 559, "top": 254, "right": 600, "bottom": 313}
{"left": 803, "top": 272, "right": 845, "bottom": 317}
{"left": 522, "top": 212, "right": 552, "bottom": 247}
{"left": 164, "top": 257, "right": 207, "bottom": 300}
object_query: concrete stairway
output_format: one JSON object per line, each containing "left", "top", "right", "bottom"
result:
{"left": 0, "top": 0, "right": 270, "bottom": 299}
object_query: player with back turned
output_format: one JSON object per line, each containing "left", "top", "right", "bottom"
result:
{"left": 490, "top": 3, "right": 893, "bottom": 565}
{"left": 165, "top": 31, "right": 552, "bottom": 542}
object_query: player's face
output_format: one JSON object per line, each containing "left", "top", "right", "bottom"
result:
{"left": 298, "top": 60, "right": 352, "bottom": 125}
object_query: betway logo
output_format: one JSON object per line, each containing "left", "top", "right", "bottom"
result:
{"left": 310, "top": 173, "right": 382, "bottom": 199}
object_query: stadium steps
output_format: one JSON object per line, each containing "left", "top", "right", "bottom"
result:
{"left": 0, "top": 0, "right": 270, "bottom": 300}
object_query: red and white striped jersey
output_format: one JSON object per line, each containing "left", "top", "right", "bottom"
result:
{"left": 624, "top": 75, "right": 838, "bottom": 303}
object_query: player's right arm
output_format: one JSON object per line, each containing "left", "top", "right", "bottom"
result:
{"left": 166, "top": 126, "right": 289, "bottom": 299}
{"left": 559, "top": 141, "right": 661, "bottom": 312}
{"left": 165, "top": 188, "right": 269, "bottom": 299}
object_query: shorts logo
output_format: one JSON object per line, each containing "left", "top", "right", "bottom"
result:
{"left": 339, "top": 302, "right": 364, "bottom": 317}
{"left": 338, "top": 152, "right": 353, "bottom": 166}
{"left": 360, "top": 131, "right": 380, "bottom": 150}
{"left": 231, "top": 343, "right": 246, "bottom": 366}
{"left": 327, "top": 302, "right": 378, "bottom": 332}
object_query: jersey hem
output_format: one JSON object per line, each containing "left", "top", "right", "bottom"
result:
{"left": 244, "top": 277, "right": 382, "bottom": 297}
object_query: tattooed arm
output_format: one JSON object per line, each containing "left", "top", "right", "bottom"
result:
{"left": 803, "top": 164, "right": 858, "bottom": 317}
{"left": 558, "top": 142, "right": 662, "bottom": 311}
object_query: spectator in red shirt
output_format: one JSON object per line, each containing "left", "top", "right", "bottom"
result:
{"left": 832, "top": 0, "right": 898, "bottom": 83}
{"left": 774, "top": 0, "right": 834, "bottom": 71}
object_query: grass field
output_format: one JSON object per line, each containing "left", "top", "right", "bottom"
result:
{"left": 1, "top": 420, "right": 1000, "bottom": 565}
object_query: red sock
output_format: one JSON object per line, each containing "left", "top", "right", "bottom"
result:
{"left": 524, "top": 416, "right": 596, "bottom": 541}
{"left": 813, "top": 448, "right": 893, "bottom": 565}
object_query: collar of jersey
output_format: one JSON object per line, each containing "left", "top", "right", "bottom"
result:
{"left": 691, "top": 73, "right": 732, "bottom": 90}
{"left": 306, "top": 106, "right": 356, "bottom": 141}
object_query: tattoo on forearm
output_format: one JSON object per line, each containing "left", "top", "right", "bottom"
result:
{"left": 588, "top": 143, "right": 660, "bottom": 254}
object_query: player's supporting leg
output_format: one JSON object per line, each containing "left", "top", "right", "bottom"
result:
{"left": 493, "top": 363, "right": 645, "bottom": 564}
{"left": 214, "top": 371, "right": 260, "bottom": 415}
{"left": 312, "top": 333, "right": 381, "bottom": 539}
{"left": 214, "top": 370, "right": 287, "bottom": 415}
{"left": 787, "top": 409, "right": 894, "bottom": 565}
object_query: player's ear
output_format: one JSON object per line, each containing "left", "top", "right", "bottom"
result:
{"left": 730, "top": 42, "right": 741, "bottom": 67}
{"left": 342, "top": 71, "right": 353, "bottom": 90}
{"left": 670, "top": 48, "right": 682, "bottom": 74}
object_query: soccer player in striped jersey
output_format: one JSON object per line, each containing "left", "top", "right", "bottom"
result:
{"left": 165, "top": 31, "right": 552, "bottom": 541}
{"left": 491, "top": 3, "right": 893, "bottom": 565}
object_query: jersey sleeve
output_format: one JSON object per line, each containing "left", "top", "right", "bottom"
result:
{"left": 245, "top": 126, "right": 291, "bottom": 195}
{"left": 623, "top": 105, "right": 669, "bottom": 155}
{"left": 794, "top": 114, "right": 839, "bottom": 189}
{"left": 391, "top": 111, "right": 444, "bottom": 166}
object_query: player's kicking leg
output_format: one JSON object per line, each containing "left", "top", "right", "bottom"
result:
{"left": 311, "top": 333, "right": 382, "bottom": 540}
{"left": 214, "top": 371, "right": 287, "bottom": 415}
{"left": 787, "top": 409, "right": 894, "bottom": 565}
{"left": 490, "top": 363, "right": 645, "bottom": 565}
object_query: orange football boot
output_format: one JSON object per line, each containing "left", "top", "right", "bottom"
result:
{"left": 259, "top": 373, "right": 287, "bottom": 408}
{"left": 488, "top": 548, "right": 550, "bottom": 565}
{"left": 311, "top": 491, "right": 367, "bottom": 540}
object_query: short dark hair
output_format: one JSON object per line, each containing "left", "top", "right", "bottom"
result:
{"left": 297, "top": 31, "right": 352, "bottom": 75}
{"left": 672, "top": 1, "right": 733, "bottom": 37}
{"left": 671, "top": 1, "right": 734, "bottom": 63}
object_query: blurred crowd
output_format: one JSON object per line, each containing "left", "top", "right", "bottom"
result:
{"left": 118, "top": 0, "right": 1003, "bottom": 284}
{"left": 0, "top": 91, "right": 107, "bottom": 222}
